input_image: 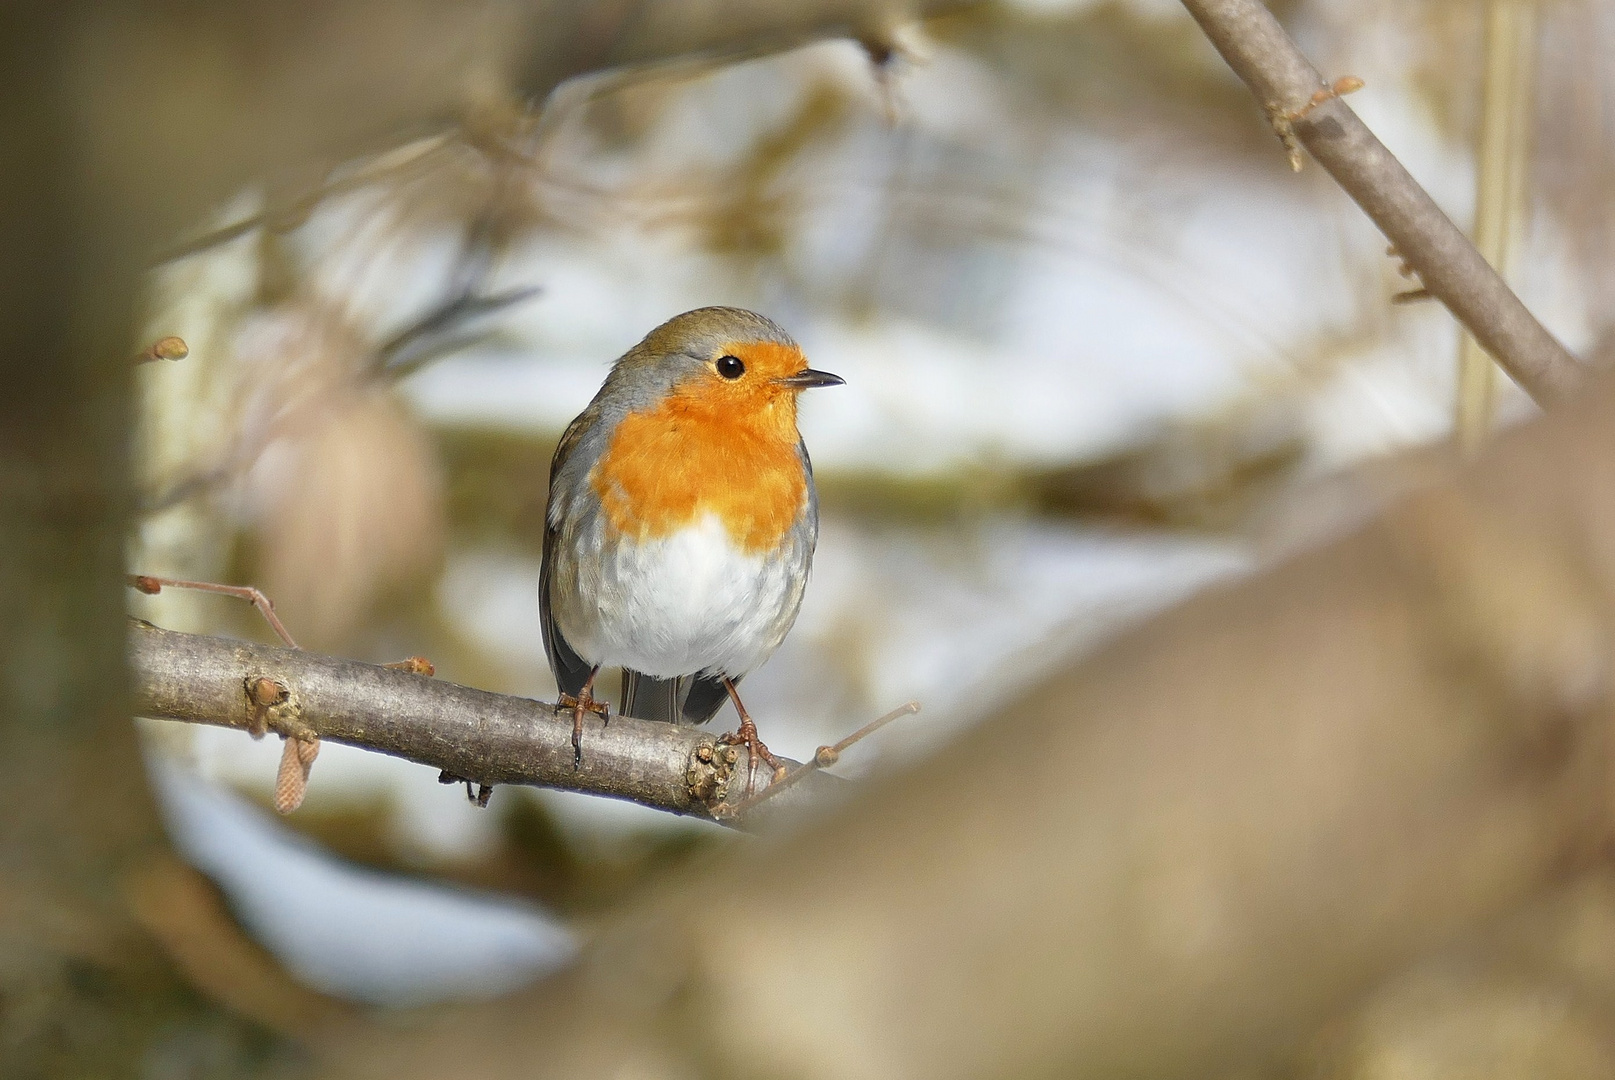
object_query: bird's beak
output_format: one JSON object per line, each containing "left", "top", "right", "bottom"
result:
{"left": 776, "top": 368, "right": 845, "bottom": 390}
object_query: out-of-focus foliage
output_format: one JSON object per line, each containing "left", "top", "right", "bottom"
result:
{"left": 127, "top": 5, "right": 1615, "bottom": 1068}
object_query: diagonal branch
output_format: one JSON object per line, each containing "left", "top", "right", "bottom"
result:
{"left": 129, "top": 622, "right": 843, "bottom": 825}
{"left": 1180, "top": 0, "right": 1581, "bottom": 405}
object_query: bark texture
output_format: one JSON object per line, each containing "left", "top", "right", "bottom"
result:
{"left": 131, "top": 623, "right": 841, "bottom": 822}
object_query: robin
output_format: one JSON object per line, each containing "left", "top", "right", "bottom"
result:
{"left": 540, "top": 307, "right": 844, "bottom": 793}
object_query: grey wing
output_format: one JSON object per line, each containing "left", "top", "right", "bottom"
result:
{"left": 539, "top": 416, "right": 596, "bottom": 699}
{"left": 797, "top": 438, "right": 820, "bottom": 552}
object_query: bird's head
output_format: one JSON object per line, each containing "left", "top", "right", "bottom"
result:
{"left": 618, "top": 307, "right": 843, "bottom": 436}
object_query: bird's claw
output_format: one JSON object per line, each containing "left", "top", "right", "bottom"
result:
{"left": 558, "top": 690, "right": 609, "bottom": 769}
{"left": 719, "top": 716, "right": 784, "bottom": 798}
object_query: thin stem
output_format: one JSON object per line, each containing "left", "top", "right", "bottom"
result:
{"left": 718, "top": 701, "right": 921, "bottom": 818}
{"left": 129, "top": 575, "right": 299, "bottom": 648}
{"left": 1457, "top": 0, "right": 1538, "bottom": 454}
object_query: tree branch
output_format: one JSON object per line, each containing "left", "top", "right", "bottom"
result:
{"left": 1179, "top": 0, "right": 1582, "bottom": 405}
{"left": 129, "top": 622, "right": 842, "bottom": 824}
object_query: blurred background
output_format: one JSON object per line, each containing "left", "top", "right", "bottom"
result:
{"left": 123, "top": 0, "right": 1615, "bottom": 1051}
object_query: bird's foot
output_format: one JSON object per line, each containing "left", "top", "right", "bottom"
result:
{"left": 718, "top": 714, "right": 787, "bottom": 798}
{"left": 557, "top": 688, "right": 610, "bottom": 768}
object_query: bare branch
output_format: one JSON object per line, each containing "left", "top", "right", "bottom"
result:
{"left": 129, "top": 622, "right": 844, "bottom": 824}
{"left": 1179, "top": 0, "right": 1582, "bottom": 405}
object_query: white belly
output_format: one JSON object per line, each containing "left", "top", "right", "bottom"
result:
{"left": 554, "top": 513, "right": 804, "bottom": 678}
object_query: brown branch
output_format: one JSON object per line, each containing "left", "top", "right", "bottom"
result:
{"left": 128, "top": 622, "right": 844, "bottom": 825}
{"left": 1179, "top": 0, "right": 1582, "bottom": 405}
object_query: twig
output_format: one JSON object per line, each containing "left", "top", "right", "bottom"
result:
{"left": 148, "top": 134, "right": 453, "bottom": 265}
{"left": 129, "top": 575, "right": 325, "bottom": 812}
{"left": 129, "top": 623, "right": 846, "bottom": 825}
{"left": 716, "top": 701, "right": 921, "bottom": 818}
{"left": 129, "top": 575, "right": 299, "bottom": 648}
{"left": 373, "top": 285, "right": 542, "bottom": 378}
{"left": 1179, "top": 0, "right": 1581, "bottom": 405}
{"left": 135, "top": 336, "right": 189, "bottom": 365}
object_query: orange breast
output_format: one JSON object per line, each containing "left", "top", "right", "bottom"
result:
{"left": 590, "top": 390, "right": 807, "bottom": 554}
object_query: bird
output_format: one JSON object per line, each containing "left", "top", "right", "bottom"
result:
{"left": 539, "top": 306, "right": 843, "bottom": 794}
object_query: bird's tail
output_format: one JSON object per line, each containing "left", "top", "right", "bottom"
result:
{"left": 620, "top": 671, "right": 736, "bottom": 725}
{"left": 620, "top": 671, "right": 685, "bottom": 724}
{"left": 681, "top": 675, "right": 732, "bottom": 725}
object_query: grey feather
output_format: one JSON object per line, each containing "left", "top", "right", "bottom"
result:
{"left": 681, "top": 674, "right": 733, "bottom": 726}
{"left": 620, "top": 672, "right": 684, "bottom": 724}
{"left": 539, "top": 413, "right": 596, "bottom": 699}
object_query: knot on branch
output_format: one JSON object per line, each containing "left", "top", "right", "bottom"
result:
{"left": 243, "top": 674, "right": 319, "bottom": 741}
{"left": 246, "top": 675, "right": 289, "bottom": 738}
{"left": 1265, "top": 75, "right": 1365, "bottom": 171}
{"left": 245, "top": 675, "right": 320, "bottom": 813}
{"left": 687, "top": 739, "right": 739, "bottom": 809}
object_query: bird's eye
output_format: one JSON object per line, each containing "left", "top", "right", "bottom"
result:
{"left": 716, "top": 355, "right": 745, "bottom": 379}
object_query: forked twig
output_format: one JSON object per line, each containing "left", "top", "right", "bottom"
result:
{"left": 438, "top": 770, "right": 493, "bottom": 808}
{"left": 130, "top": 574, "right": 320, "bottom": 812}
{"left": 129, "top": 575, "right": 299, "bottom": 648}
{"left": 715, "top": 701, "right": 921, "bottom": 819}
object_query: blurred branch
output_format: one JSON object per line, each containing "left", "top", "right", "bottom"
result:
{"left": 320, "top": 373, "right": 1615, "bottom": 1079}
{"left": 129, "top": 622, "right": 842, "bottom": 824}
{"left": 149, "top": 134, "right": 456, "bottom": 266}
{"left": 145, "top": 0, "right": 978, "bottom": 266}
{"left": 125, "top": 855, "right": 355, "bottom": 1038}
{"left": 1179, "top": 0, "right": 1580, "bottom": 405}
{"left": 374, "top": 285, "right": 542, "bottom": 378}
